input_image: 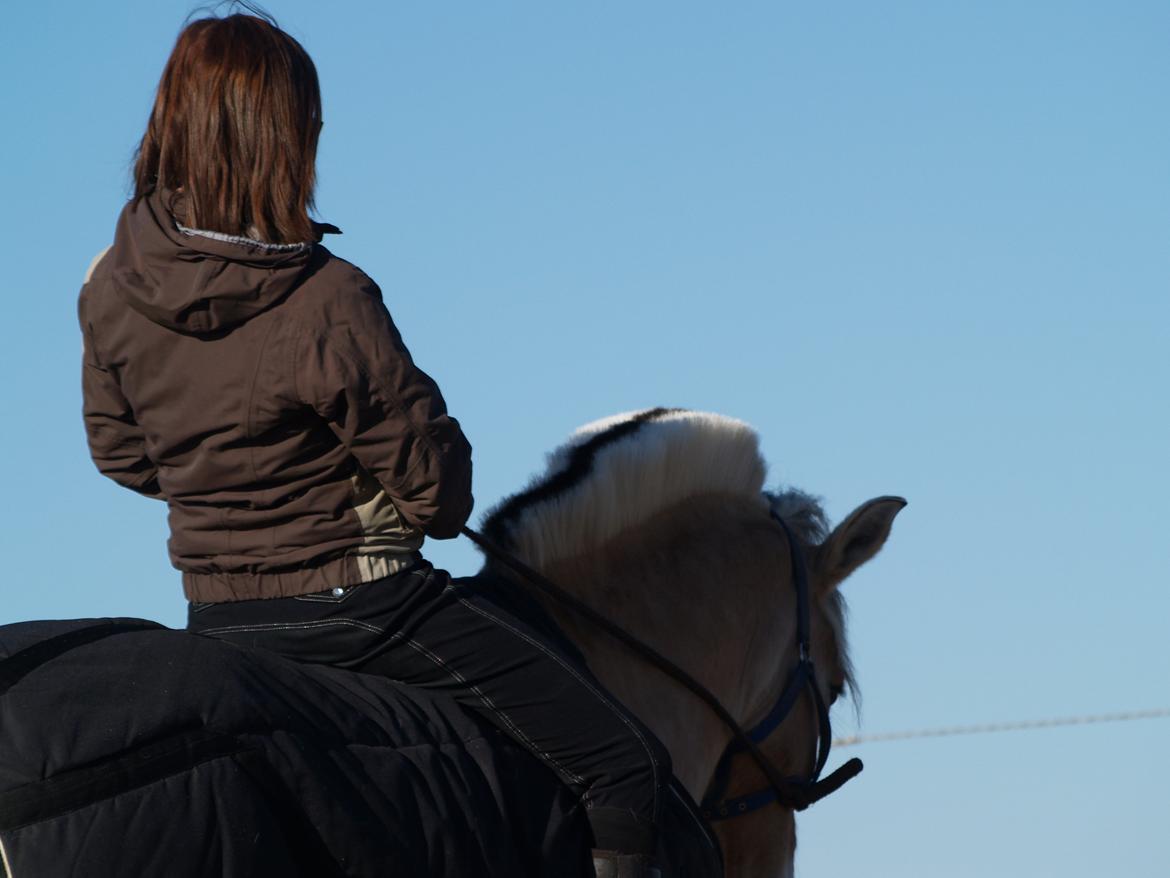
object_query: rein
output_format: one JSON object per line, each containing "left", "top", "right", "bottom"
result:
{"left": 460, "top": 510, "right": 863, "bottom": 823}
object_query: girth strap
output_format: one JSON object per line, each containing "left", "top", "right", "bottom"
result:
{"left": 0, "top": 728, "right": 242, "bottom": 832}
{"left": 0, "top": 620, "right": 164, "bottom": 696}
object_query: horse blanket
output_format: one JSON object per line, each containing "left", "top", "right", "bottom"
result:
{"left": 0, "top": 617, "right": 721, "bottom": 877}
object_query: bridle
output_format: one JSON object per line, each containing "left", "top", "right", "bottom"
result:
{"left": 461, "top": 505, "right": 863, "bottom": 830}
{"left": 700, "top": 512, "right": 862, "bottom": 821}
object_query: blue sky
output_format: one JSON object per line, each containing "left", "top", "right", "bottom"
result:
{"left": 1, "top": 2, "right": 1167, "bottom": 875}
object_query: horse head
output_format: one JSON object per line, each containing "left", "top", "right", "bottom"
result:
{"left": 477, "top": 409, "right": 904, "bottom": 878}
{"left": 709, "top": 493, "right": 905, "bottom": 878}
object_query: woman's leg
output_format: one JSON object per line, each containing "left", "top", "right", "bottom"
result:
{"left": 186, "top": 561, "right": 671, "bottom": 857}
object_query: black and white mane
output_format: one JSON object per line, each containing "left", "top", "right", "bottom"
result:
{"left": 481, "top": 407, "right": 801, "bottom": 570}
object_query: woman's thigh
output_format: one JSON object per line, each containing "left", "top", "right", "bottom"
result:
{"left": 356, "top": 572, "right": 670, "bottom": 818}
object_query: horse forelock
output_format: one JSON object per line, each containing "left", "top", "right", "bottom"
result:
{"left": 480, "top": 408, "right": 768, "bottom": 570}
{"left": 765, "top": 488, "right": 830, "bottom": 545}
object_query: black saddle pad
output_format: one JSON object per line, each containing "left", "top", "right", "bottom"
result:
{"left": 0, "top": 618, "right": 720, "bottom": 878}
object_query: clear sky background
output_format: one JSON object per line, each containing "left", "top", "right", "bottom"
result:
{"left": 1, "top": 2, "right": 1167, "bottom": 875}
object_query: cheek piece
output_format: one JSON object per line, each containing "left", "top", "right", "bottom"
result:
{"left": 700, "top": 512, "right": 863, "bottom": 821}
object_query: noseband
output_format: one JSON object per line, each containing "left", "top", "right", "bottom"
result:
{"left": 701, "top": 512, "right": 863, "bottom": 820}
{"left": 461, "top": 506, "right": 863, "bottom": 830}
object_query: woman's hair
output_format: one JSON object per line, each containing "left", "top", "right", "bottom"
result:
{"left": 133, "top": 11, "right": 322, "bottom": 244}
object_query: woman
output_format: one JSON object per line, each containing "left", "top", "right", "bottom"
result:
{"left": 79, "top": 10, "right": 668, "bottom": 878}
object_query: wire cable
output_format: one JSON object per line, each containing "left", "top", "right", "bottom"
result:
{"left": 833, "top": 707, "right": 1170, "bottom": 747}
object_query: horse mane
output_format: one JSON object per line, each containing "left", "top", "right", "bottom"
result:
{"left": 479, "top": 406, "right": 856, "bottom": 699}
{"left": 480, "top": 408, "right": 771, "bottom": 570}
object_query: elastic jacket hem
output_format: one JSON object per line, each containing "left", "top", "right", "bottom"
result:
{"left": 183, "top": 551, "right": 422, "bottom": 603}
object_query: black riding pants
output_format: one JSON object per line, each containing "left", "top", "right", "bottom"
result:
{"left": 185, "top": 560, "right": 669, "bottom": 855}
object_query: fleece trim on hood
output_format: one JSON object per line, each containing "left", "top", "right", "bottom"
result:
{"left": 109, "top": 187, "right": 341, "bottom": 335}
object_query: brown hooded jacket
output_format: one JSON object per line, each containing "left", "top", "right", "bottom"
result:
{"left": 79, "top": 188, "right": 473, "bottom": 602}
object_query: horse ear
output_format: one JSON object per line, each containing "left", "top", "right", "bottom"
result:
{"left": 814, "top": 496, "right": 906, "bottom": 592}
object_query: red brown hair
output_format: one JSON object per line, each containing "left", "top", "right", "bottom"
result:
{"left": 134, "top": 12, "right": 322, "bottom": 244}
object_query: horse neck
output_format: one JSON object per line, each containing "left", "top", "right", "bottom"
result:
{"left": 522, "top": 496, "right": 798, "bottom": 801}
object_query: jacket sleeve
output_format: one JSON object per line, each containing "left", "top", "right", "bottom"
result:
{"left": 295, "top": 278, "right": 473, "bottom": 539}
{"left": 79, "top": 293, "right": 164, "bottom": 500}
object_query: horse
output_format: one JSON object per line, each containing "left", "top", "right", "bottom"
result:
{"left": 0, "top": 409, "right": 901, "bottom": 877}
{"left": 472, "top": 408, "right": 904, "bottom": 878}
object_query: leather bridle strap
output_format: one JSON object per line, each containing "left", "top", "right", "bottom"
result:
{"left": 702, "top": 665, "right": 863, "bottom": 817}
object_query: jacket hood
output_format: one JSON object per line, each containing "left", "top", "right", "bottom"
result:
{"left": 109, "top": 187, "right": 340, "bottom": 335}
